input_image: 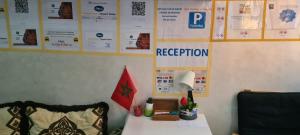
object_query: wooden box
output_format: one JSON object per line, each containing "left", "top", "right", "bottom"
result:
{"left": 152, "top": 98, "right": 180, "bottom": 121}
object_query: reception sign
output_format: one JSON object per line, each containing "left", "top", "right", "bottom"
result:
{"left": 156, "top": 42, "right": 209, "bottom": 67}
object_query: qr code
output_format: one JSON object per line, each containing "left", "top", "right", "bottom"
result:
{"left": 15, "top": 0, "right": 29, "bottom": 13}
{"left": 132, "top": 2, "right": 145, "bottom": 16}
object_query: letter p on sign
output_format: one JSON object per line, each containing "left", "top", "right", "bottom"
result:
{"left": 189, "top": 12, "right": 206, "bottom": 29}
{"left": 194, "top": 13, "right": 202, "bottom": 24}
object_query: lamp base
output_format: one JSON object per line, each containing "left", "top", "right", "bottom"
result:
{"left": 179, "top": 109, "right": 197, "bottom": 120}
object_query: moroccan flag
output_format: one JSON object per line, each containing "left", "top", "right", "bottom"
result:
{"left": 111, "top": 67, "right": 137, "bottom": 111}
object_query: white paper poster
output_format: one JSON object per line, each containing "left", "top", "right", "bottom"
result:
{"left": 156, "top": 70, "right": 175, "bottom": 94}
{"left": 156, "top": 69, "right": 207, "bottom": 95}
{"left": 265, "top": 0, "right": 300, "bottom": 39}
{"left": 8, "top": 0, "right": 41, "bottom": 48}
{"left": 0, "top": 0, "right": 8, "bottom": 48}
{"left": 213, "top": 1, "right": 226, "bottom": 40}
{"left": 42, "top": 0, "right": 80, "bottom": 51}
{"left": 81, "top": 0, "right": 117, "bottom": 52}
{"left": 193, "top": 70, "right": 207, "bottom": 93}
{"left": 120, "top": 0, "right": 154, "bottom": 54}
{"left": 227, "top": 1, "right": 264, "bottom": 39}
{"left": 158, "top": 0, "right": 211, "bottom": 39}
{"left": 156, "top": 42, "right": 209, "bottom": 67}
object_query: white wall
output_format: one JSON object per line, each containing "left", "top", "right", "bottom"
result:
{"left": 0, "top": 52, "right": 153, "bottom": 132}
{"left": 1, "top": 42, "right": 300, "bottom": 135}
{"left": 204, "top": 42, "right": 300, "bottom": 135}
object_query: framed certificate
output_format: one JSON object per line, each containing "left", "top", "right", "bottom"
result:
{"left": 42, "top": 0, "right": 80, "bottom": 51}
{"left": 227, "top": 1, "right": 264, "bottom": 39}
{"left": 8, "top": 0, "right": 41, "bottom": 49}
{"left": 81, "top": 0, "right": 117, "bottom": 52}
{"left": 0, "top": 0, "right": 8, "bottom": 48}
{"left": 120, "top": 0, "right": 154, "bottom": 54}
{"left": 265, "top": 0, "right": 300, "bottom": 39}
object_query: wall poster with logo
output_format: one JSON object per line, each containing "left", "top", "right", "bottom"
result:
{"left": 81, "top": 0, "right": 117, "bottom": 52}
{"left": 227, "top": 1, "right": 264, "bottom": 39}
{"left": 42, "top": 0, "right": 80, "bottom": 51}
{"left": 120, "top": 0, "right": 154, "bottom": 54}
{"left": 8, "top": 0, "right": 41, "bottom": 49}
{"left": 157, "top": 0, "right": 212, "bottom": 39}
{"left": 265, "top": 0, "right": 300, "bottom": 39}
{"left": 0, "top": 0, "right": 8, "bottom": 48}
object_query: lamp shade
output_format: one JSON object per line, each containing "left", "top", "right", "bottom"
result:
{"left": 179, "top": 71, "right": 195, "bottom": 90}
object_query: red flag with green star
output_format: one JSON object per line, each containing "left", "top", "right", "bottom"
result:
{"left": 111, "top": 67, "right": 137, "bottom": 111}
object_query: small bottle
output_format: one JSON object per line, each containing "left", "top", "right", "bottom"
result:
{"left": 144, "top": 97, "right": 153, "bottom": 117}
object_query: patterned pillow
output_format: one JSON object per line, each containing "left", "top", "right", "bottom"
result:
{"left": 0, "top": 101, "right": 24, "bottom": 135}
{"left": 24, "top": 101, "right": 109, "bottom": 135}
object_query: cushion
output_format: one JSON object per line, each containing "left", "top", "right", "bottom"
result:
{"left": 24, "top": 101, "right": 109, "bottom": 135}
{"left": 238, "top": 91, "right": 300, "bottom": 135}
{"left": 0, "top": 101, "right": 24, "bottom": 135}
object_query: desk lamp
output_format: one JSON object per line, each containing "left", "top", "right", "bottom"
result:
{"left": 179, "top": 71, "right": 195, "bottom": 103}
{"left": 178, "top": 71, "right": 197, "bottom": 120}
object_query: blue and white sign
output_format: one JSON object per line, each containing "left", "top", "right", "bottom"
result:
{"left": 96, "top": 33, "right": 103, "bottom": 38}
{"left": 280, "top": 9, "right": 296, "bottom": 23}
{"left": 156, "top": 42, "right": 209, "bottom": 67}
{"left": 189, "top": 12, "right": 206, "bottom": 29}
{"left": 94, "top": 6, "right": 104, "bottom": 12}
{"left": 158, "top": 0, "right": 212, "bottom": 39}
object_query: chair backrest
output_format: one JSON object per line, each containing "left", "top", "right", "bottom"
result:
{"left": 238, "top": 91, "right": 300, "bottom": 135}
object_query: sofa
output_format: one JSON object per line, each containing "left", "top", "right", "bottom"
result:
{"left": 238, "top": 91, "right": 300, "bottom": 135}
{"left": 0, "top": 101, "right": 109, "bottom": 135}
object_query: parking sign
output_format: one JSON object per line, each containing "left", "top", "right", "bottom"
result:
{"left": 189, "top": 12, "right": 206, "bottom": 29}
